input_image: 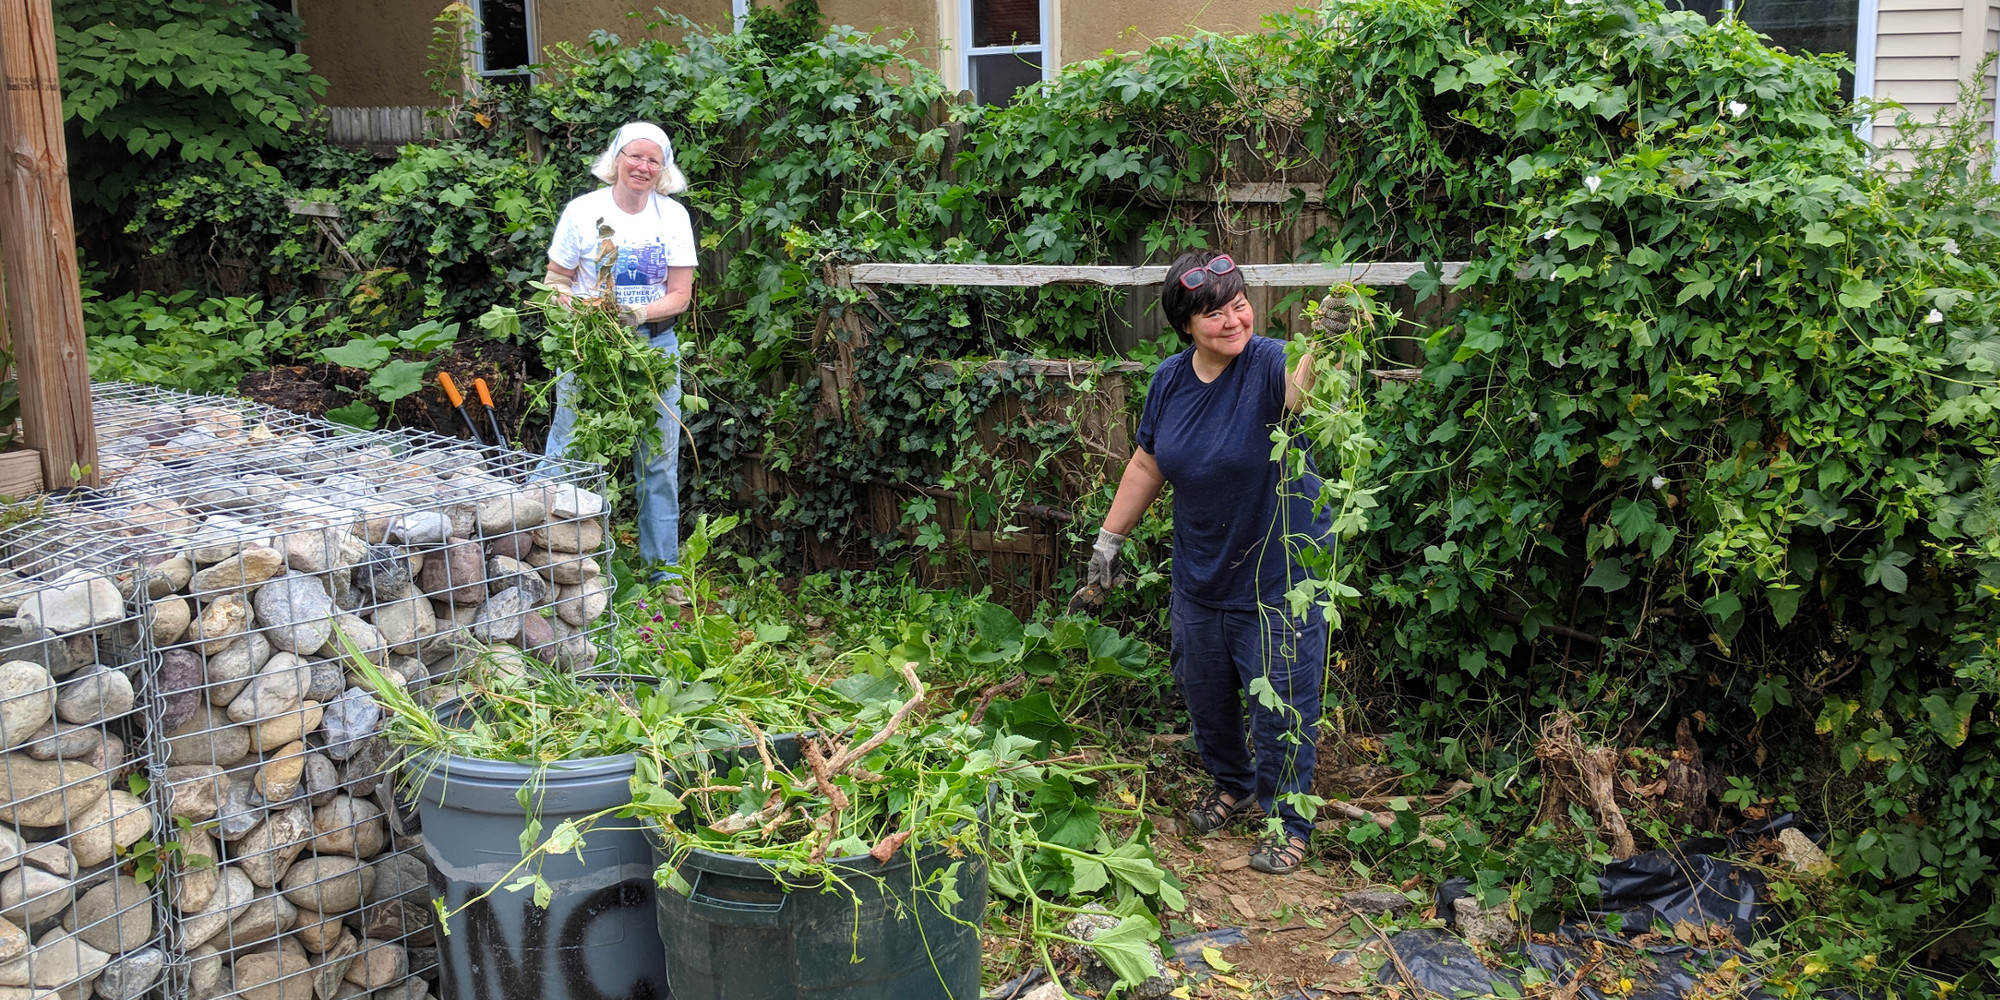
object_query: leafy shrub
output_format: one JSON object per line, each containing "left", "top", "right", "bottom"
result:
{"left": 83, "top": 290, "right": 318, "bottom": 393}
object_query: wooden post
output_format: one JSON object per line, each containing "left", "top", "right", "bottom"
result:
{"left": 0, "top": 0, "right": 98, "bottom": 489}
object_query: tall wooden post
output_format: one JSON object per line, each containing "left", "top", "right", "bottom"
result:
{"left": 0, "top": 0, "right": 98, "bottom": 490}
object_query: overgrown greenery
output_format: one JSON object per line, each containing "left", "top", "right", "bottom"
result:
{"left": 79, "top": 0, "right": 2000, "bottom": 988}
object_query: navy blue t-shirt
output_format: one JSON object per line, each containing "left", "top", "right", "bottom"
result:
{"left": 1136, "top": 335, "right": 1333, "bottom": 611}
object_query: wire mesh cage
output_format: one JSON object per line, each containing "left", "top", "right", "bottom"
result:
{"left": 0, "top": 502, "right": 166, "bottom": 1000}
{"left": 0, "top": 382, "right": 620, "bottom": 1000}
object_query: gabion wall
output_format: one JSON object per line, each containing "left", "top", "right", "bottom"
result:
{"left": 0, "top": 382, "right": 617, "bottom": 1000}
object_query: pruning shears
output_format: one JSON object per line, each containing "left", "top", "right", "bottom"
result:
{"left": 438, "top": 372, "right": 486, "bottom": 445}
{"left": 473, "top": 378, "right": 510, "bottom": 450}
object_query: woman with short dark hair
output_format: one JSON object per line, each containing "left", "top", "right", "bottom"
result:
{"left": 1088, "top": 249, "right": 1330, "bottom": 875}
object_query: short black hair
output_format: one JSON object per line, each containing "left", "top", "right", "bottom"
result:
{"left": 1161, "top": 250, "right": 1246, "bottom": 334}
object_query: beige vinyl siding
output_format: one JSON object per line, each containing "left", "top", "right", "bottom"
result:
{"left": 1868, "top": 0, "right": 1998, "bottom": 162}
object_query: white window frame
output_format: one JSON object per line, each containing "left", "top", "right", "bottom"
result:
{"left": 955, "top": 0, "right": 1055, "bottom": 101}
{"left": 733, "top": 0, "right": 750, "bottom": 32}
{"left": 1852, "top": 0, "right": 1879, "bottom": 144}
{"left": 469, "top": 0, "right": 537, "bottom": 83}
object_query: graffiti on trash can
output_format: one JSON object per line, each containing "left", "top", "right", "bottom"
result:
{"left": 432, "top": 875, "right": 662, "bottom": 1000}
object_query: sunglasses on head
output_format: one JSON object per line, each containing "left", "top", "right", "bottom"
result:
{"left": 1178, "top": 254, "right": 1238, "bottom": 290}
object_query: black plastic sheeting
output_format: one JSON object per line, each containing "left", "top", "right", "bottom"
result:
{"left": 985, "top": 927, "right": 1251, "bottom": 999}
{"left": 1375, "top": 925, "right": 1775, "bottom": 1000}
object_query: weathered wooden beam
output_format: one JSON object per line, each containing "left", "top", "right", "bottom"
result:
{"left": 841, "top": 261, "right": 1466, "bottom": 288}
{"left": 0, "top": 0, "right": 96, "bottom": 489}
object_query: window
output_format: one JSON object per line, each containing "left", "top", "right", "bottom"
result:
{"left": 960, "top": 0, "right": 1049, "bottom": 106}
{"left": 1665, "top": 0, "right": 1863, "bottom": 98}
{"left": 472, "top": 0, "right": 534, "bottom": 87}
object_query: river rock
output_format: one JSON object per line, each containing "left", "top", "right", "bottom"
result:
{"left": 16, "top": 574, "right": 123, "bottom": 636}
{"left": 66, "top": 790, "right": 149, "bottom": 868}
{"left": 0, "top": 919, "right": 21, "bottom": 964}
{"left": 284, "top": 529, "right": 364, "bottom": 576}
{"left": 141, "top": 554, "right": 193, "bottom": 599}
{"left": 164, "top": 765, "right": 227, "bottom": 822}
{"left": 186, "top": 946, "right": 223, "bottom": 1000}
{"left": 294, "top": 915, "right": 346, "bottom": 954}
{"left": 0, "top": 622, "right": 79, "bottom": 678}
{"left": 302, "top": 753, "right": 340, "bottom": 806}
{"left": 257, "top": 743, "right": 309, "bottom": 804}
{"left": 216, "top": 775, "right": 267, "bottom": 842}
{"left": 280, "top": 858, "right": 373, "bottom": 914}
{"left": 341, "top": 942, "right": 404, "bottom": 990}
{"left": 254, "top": 576, "right": 335, "bottom": 654}
{"left": 236, "top": 804, "right": 315, "bottom": 888}
{"left": 249, "top": 701, "right": 323, "bottom": 752}
{"left": 0, "top": 929, "right": 109, "bottom": 988}
{"left": 64, "top": 877, "right": 149, "bottom": 953}
{"left": 542, "top": 484, "right": 605, "bottom": 520}
{"left": 21, "top": 722, "right": 101, "bottom": 764}
{"left": 520, "top": 614, "right": 555, "bottom": 662}
{"left": 476, "top": 496, "right": 546, "bottom": 537}
{"left": 483, "top": 557, "right": 548, "bottom": 605}
{"left": 185, "top": 517, "right": 271, "bottom": 564}
{"left": 350, "top": 853, "right": 431, "bottom": 944}
{"left": 168, "top": 825, "right": 220, "bottom": 914}
{"left": 416, "top": 539, "right": 485, "bottom": 607}
{"left": 227, "top": 653, "right": 312, "bottom": 725}
{"left": 178, "top": 867, "right": 272, "bottom": 948}
{"left": 204, "top": 632, "right": 274, "bottom": 707}
{"left": 53, "top": 668, "right": 129, "bottom": 727}
{"left": 370, "top": 591, "right": 434, "bottom": 657}
{"left": 0, "top": 663, "right": 55, "bottom": 750}
{"left": 149, "top": 649, "right": 202, "bottom": 733}
{"left": 91, "top": 947, "right": 161, "bottom": 1000}
{"left": 468, "top": 588, "right": 525, "bottom": 644}
{"left": 535, "top": 519, "right": 603, "bottom": 555}
{"left": 310, "top": 797, "right": 385, "bottom": 858}
{"left": 311, "top": 933, "right": 360, "bottom": 1000}
{"left": 190, "top": 546, "right": 286, "bottom": 595}
{"left": 0, "top": 868, "right": 71, "bottom": 928}
{"left": 524, "top": 548, "right": 598, "bottom": 586}
{"left": 304, "top": 660, "right": 344, "bottom": 704}
{"left": 318, "top": 691, "right": 381, "bottom": 762}
{"left": 320, "top": 616, "right": 383, "bottom": 667}
{"left": 0, "top": 832, "right": 19, "bottom": 876}
{"left": 187, "top": 595, "right": 250, "bottom": 656}
{"left": 555, "top": 577, "right": 609, "bottom": 628}
{"left": 19, "top": 846, "right": 69, "bottom": 879}
{"left": 348, "top": 548, "right": 410, "bottom": 606}
{"left": 0, "top": 755, "right": 106, "bottom": 827}
{"left": 231, "top": 951, "right": 312, "bottom": 1000}
{"left": 385, "top": 514, "right": 450, "bottom": 547}
{"left": 163, "top": 704, "right": 252, "bottom": 768}
{"left": 335, "top": 738, "right": 396, "bottom": 793}
{"left": 230, "top": 884, "right": 301, "bottom": 947}
{"left": 148, "top": 598, "right": 191, "bottom": 646}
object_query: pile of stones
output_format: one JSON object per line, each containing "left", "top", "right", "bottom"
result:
{"left": 0, "top": 385, "right": 617, "bottom": 1000}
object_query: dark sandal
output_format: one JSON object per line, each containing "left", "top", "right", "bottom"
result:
{"left": 1186, "top": 787, "right": 1254, "bottom": 835}
{"left": 1248, "top": 834, "right": 1310, "bottom": 875}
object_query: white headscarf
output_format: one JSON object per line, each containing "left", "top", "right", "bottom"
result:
{"left": 589, "top": 121, "right": 689, "bottom": 196}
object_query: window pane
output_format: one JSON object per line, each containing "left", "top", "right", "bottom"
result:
{"left": 1663, "top": 0, "right": 1858, "bottom": 98}
{"left": 969, "top": 51, "right": 1042, "bottom": 106}
{"left": 972, "top": 0, "right": 1040, "bottom": 48}
{"left": 481, "top": 0, "right": 531, "bottom": 71}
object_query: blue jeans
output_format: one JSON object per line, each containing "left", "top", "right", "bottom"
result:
{"left": 537, "top": 325, "right": 682, "bottom": 572}
{"left": 1169, "top": 594, "right": 1325, "bottom": 844}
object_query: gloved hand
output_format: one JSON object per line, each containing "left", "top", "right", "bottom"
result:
{"left": 1087, "top": 528, "right": 1126, "bottom": 589}
{"left": 617, "top": 303, "right": 648, "bottom": 328}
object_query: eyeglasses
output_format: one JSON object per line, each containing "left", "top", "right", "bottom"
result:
{"left": 1178, "top": 254, "right": 1237, "bottom": 290}
{"left": 620, "top": 151, "right": 664, "bottom": 169}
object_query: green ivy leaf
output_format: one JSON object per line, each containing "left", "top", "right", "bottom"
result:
{"left": 1582, "top": 557, "right": 1630, "bottom": 592}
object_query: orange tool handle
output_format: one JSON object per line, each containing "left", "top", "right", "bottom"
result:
{"left": 439, "top": 372, "right": 465, "bottom": 408}
{"left": 473, "top": 378, "right": 495, "bottom": 408}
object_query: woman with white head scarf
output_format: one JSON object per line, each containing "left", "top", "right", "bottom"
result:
{"left": 539, "top": 122, "right": 698, "bottom": 593}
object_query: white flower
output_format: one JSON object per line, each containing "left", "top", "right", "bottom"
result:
{"left": 1543, "top": 228, "right": 1562, "bottom": 241}
{"left": 1925, "top": 309, "right": 1945, "bottom": 324}
{"left": 1584, "top": 175, "right": 1602, "bottom": 194}
{"left": 1651, "top": 476, "right": 1668, "bottom": 490}
{"left": 1727, "top": 100, "right": 1748, "bottom": 117}
{"left": 1942, "top": 238, "right": 1960, "bottom": 255}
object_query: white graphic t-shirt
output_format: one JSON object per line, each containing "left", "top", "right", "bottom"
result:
{"left": 547, "top": 188, "right": 697, "bottom": 308}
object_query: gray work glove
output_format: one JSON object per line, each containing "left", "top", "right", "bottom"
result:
{"left": 617, "top": 303, "right": 648, "bottom": 328}
{"left": 1087, "top": 528, "right": 1126, "bottom": 589}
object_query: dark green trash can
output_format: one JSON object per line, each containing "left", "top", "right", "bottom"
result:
{"left": 653, "top": 836, "right": 989, "bottom": 1000}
